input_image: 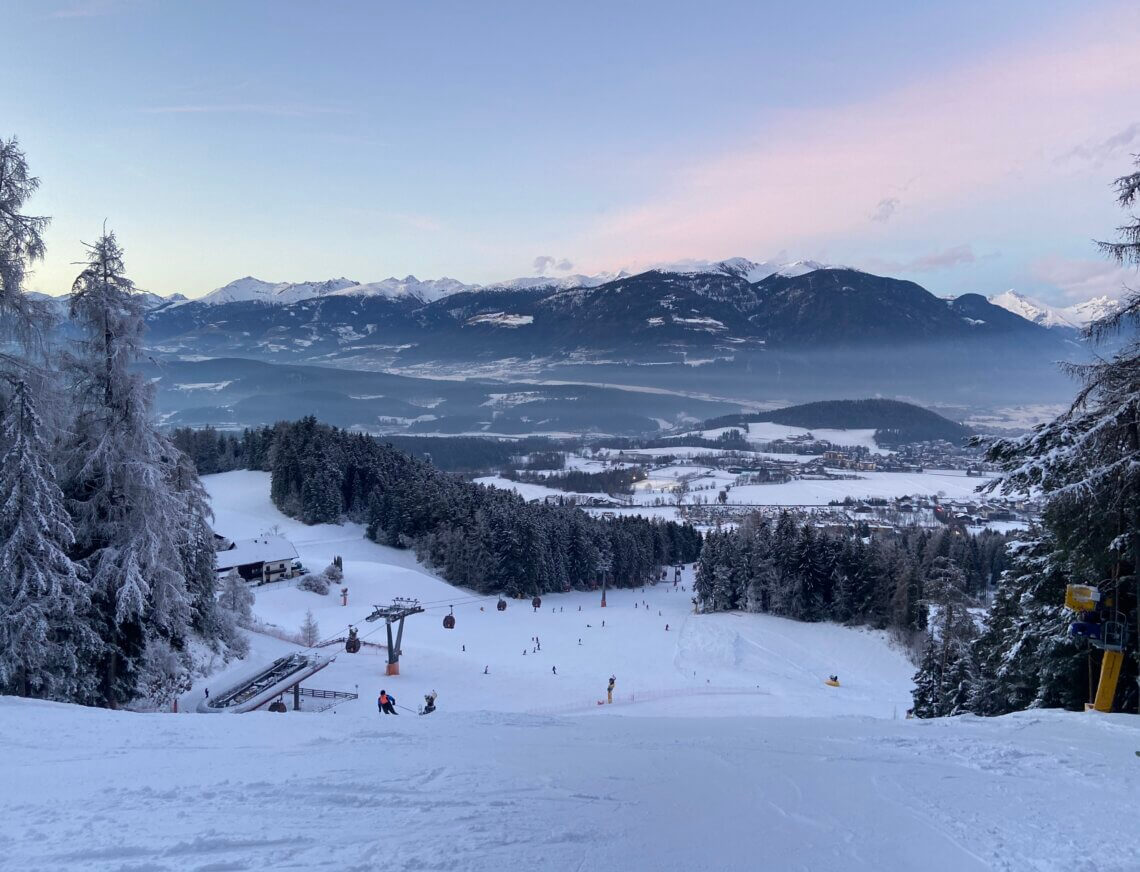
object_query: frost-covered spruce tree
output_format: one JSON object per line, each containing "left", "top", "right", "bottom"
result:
{"left": 910, "top": 557, "right": 978, "bottom": 717}
{"left": 0, "top": 380, "right": 97, "bottom": 700}
{"left": 982, "top": 155, "right": 1140, "bottom": 713}
{"left": 0, "top": 136, "right": 51, "bottom": 364}
{"left": 968, "top": 537, "right": 1085, "bottom": 715}
{"left": 63, "top": 231, "right": 227, "bottom": 706}
{"left": 219, "top": 569, "right": 254, "bottom": 626}
{"left": 300, "top": 609, "right": 320, "bottom": 647}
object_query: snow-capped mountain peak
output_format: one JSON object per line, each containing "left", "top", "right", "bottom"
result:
{"left": 987, "top": 290, "right": 1078, "bottom": 329}
{"left": 1063, "top": 295, "right": 1122, "bottom": 326}
{"left": 328, "top": 275, "right": 473, "bottom": 304}
{"left": 201, "top": 276, "right": 360, "bottom": 305}
{"left": 988, "top": 289, "right": 1124, "bottom": 329}
{"left": 649, "top": 257, "right": 840, "bottom": 283}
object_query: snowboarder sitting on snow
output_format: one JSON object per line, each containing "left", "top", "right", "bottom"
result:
{"left": 422, "top": 690, "right": 437, "bottom": 714}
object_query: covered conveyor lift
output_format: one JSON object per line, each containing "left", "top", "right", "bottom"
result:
{"left": 197, "top": 652, "right": 335, "bottom": 713}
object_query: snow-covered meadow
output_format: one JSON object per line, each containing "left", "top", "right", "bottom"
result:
{"left": 3, "top": 471, "right": 1136, "bottom": 871}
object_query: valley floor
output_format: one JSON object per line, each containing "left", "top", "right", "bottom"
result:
{"left": 3, "top": 471, "right": 1137, "bottom": 871}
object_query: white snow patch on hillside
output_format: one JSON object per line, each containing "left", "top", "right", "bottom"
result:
{"left": 173, "top": 381, "right": 232, "bottom": 392}
{"left": 704, "top": 421, "right": 890, "bottom": 454}
{"left": 466, "top": 312, "right": 534, "bottom": 327}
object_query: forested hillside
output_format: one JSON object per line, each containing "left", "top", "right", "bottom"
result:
{"left": 695, "top": 517, "right": 1011, "bottom": 638}
{"left": 266, "top": 418, "right": 701, "bottom": 595}
{"left": 171, "top": 425, "right": 566, "bottom": 475}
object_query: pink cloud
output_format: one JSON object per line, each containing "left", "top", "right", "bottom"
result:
{"left": 1030, "top": 255, "right": 1137, "bottom": 301}
{"left": 573, "top": 7, "right": 1140, "bottom": 275}
{"left": 865, "top": 245, "right": 977, "bottom": 274}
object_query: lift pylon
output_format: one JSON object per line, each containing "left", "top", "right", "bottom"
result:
{"left": 365, "top": 597, "right": 425, "bottom": 675}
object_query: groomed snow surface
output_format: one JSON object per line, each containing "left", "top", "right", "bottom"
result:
{"left": 3, "top": 470, "right": 1137, "bottom": 871}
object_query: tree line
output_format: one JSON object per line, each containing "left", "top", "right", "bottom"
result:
{"left": 265, "top": 418, "right": 702, "bottom": 596}
{"left": 505, "top": 465, "right": 646, "bottom": 496}
{"left": 695, "top": 516, "right": 1011, "bottom": 636}
{"left": 171, "top": 425, "right": 574, "bottom": 476}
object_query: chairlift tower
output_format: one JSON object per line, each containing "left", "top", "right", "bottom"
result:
{"left": 365, "top": 597, "right": 424, "bottom": 676}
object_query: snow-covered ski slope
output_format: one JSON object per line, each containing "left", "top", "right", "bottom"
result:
{"left": 194, "top": 472, "right": 914, "bottom": 719}
{"left": 3, "top": 470, "right": 1139, "bottom": 871}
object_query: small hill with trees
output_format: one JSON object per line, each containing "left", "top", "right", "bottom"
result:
{"left": 704, "top": 399, "right": 971, "bottom": 446}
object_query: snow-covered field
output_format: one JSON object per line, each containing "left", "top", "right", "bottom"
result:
{"left": 482, "top": 461, "right": 993, "bottom": 516}
{"left": 2, "top": 470, "right": 1136, "bottom": 871}
{"left": 698, "top": 422, "right": 891, "bottom": 454}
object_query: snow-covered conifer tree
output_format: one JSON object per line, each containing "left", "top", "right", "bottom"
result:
{"left": 0, "top": 380, "right": 97, "bottom": 700}
{"left": 63, "top": 231, "right": 227, "bottom": 705}
{"left": 981, "top": 155, "right": 1140, "bottom": 713}
{"left": 910, "top": 557, "right": 978, "bottom": 717}
{"left": 220, "top": 569, "right": 254, "bottom": 625}
{"left": 0, "top": 136, "right": 51, "bottom": 361}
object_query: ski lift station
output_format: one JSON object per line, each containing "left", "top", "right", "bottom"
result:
{"left": 215, "top": 533, "right": 299, "bottom": 584}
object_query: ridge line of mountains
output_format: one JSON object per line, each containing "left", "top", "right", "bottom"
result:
{"left": 130, "top": 263, "right": 1112, "bottom": 368}
{"left": 33, "top": 256, "right": 1118, "bottom": 332}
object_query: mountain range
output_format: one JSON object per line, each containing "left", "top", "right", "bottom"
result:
{"left": 38, "top": 257, "right": 1120, "bottom": 334}
{"left": 180, "top": 257, "right": 833, "bottom": 307}
{"left": 142, "top": 264, "right": 1079, "bottom": 366}
{"left": 30, "top": 259, "right": 1115, "bottom": 417}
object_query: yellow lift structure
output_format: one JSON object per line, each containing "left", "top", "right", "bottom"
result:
{"left": 1064, "top": 583, "right": 1128, "bottom": 713}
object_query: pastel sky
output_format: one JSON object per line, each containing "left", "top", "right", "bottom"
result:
{"left": 5, "top": 0, "right": 1140, "bottom": 303}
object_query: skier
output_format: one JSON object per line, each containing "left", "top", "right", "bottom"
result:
{"left": 204, "top": 687, "right": 209, "bottom": 698}
{"left": 578, "top": 638, "right": 582, "bottom": 645}
{"left": 379, "top": 690, "right": 398, "bottom": 715}
{"left": 462, "top": 644, "right": 466, "bottom": 652}
{"left": 378, "top": 690, "right": 388, "bottom": 714}
{"left": 552, "top": 666, "right": 557, "bottom": 675}
{"left": 484, "top": 665, "right": 489, "bottom": 674}
{"left": 665, "top": 624, "right": 669, "bottom": 631}
{"left": 607, "top": 675, "right": 615, "bottom": 704}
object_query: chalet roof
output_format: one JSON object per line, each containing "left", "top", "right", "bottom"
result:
{"left": 215, "top": 534, "right": 299, "bottom": 572}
